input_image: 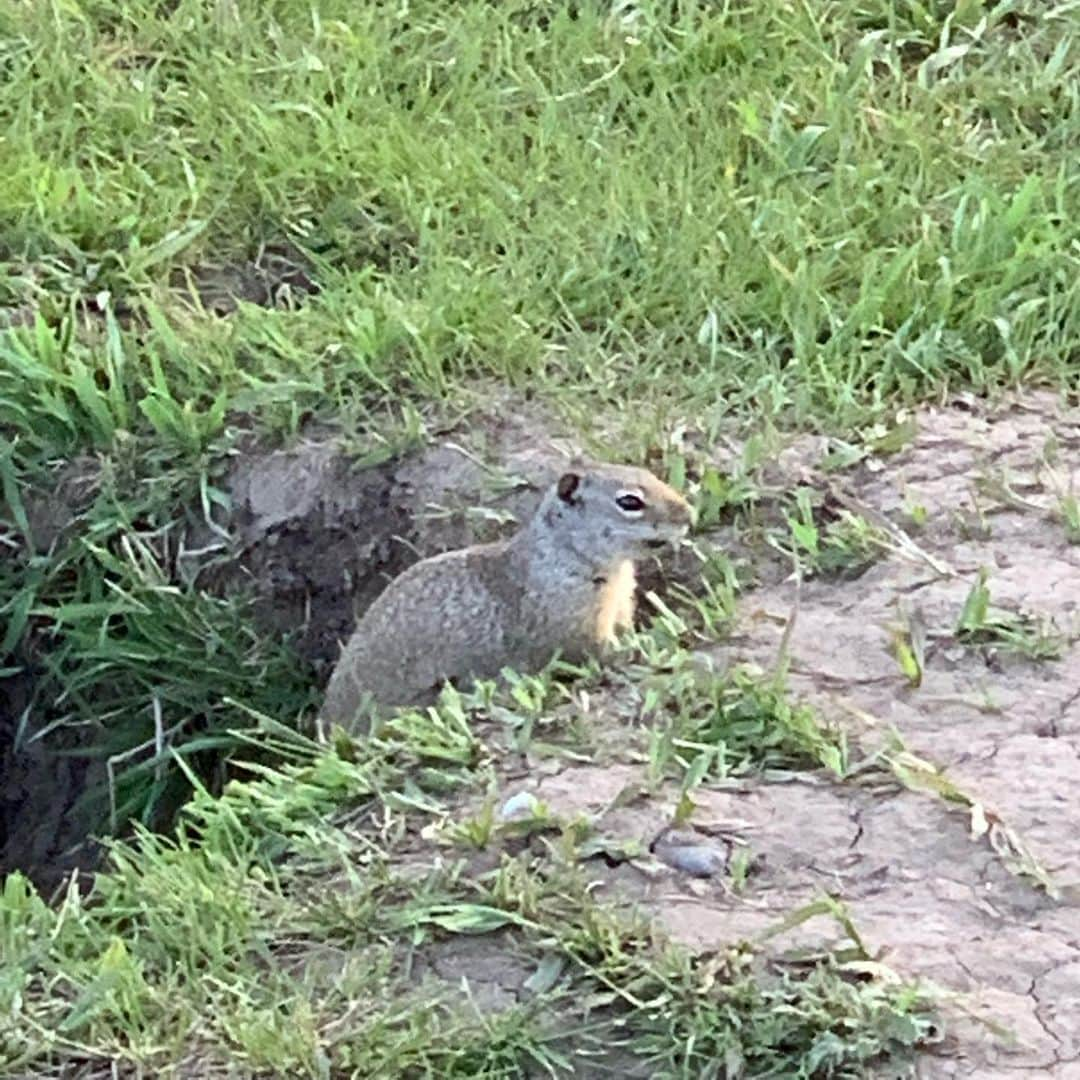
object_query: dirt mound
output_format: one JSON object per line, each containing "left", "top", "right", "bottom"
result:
{"left": 210, "top": 407, "right": 571, "bottom": 672}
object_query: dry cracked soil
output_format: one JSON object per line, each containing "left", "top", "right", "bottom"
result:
{"left": 480, "top": 391, "right": 1080, "bottom": 1078}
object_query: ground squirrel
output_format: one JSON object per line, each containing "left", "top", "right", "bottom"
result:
{"left": 321, "top": 460, "right": 693, "bottom": 728}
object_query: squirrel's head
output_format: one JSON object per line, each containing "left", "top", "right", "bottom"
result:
{"left": 541, "top": 460, "right": 693, "bottom": 564}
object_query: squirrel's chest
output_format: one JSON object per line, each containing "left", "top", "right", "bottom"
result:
{"left": 522, "top": 559, "right": 636, "bottom": 653}
{"left": 591, "top": 560, "right": 636, "bottom": 643}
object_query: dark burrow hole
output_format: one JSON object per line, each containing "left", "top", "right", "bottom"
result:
{"left": 0, "top": 670, "right": 108, "bottom": 897}
{"left": 173, "top": 240, "right": 322, "bottom": 315}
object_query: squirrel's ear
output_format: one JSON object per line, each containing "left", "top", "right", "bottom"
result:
{"left": 556, "top": 471, "right": 581, "bottom": 503}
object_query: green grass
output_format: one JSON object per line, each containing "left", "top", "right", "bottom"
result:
{"left": 954, "top": 566, "right": 1067, "bottom": 659}
{"left": 3, "top": 0, "right": 1078, "bottom": 467}
{"left": 2, "top": 0, "right": 1077, "bottom": 1072}
{"left": 1, "top": 711, "right": 936, "bottom": 1078}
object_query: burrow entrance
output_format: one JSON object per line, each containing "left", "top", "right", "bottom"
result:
{"left": 1, "top": 401, "right": 687, "bottom": 889}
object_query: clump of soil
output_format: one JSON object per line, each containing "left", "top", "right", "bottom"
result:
{"left": 176, "top": 240, "right": 321, "bottom": 315}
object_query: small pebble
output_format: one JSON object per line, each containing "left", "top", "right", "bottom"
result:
{"left": 499, "top": 791, "right": 540, "bottom": 821}
{"left": 655, "top": 843, "right": 728, "bottom": 878}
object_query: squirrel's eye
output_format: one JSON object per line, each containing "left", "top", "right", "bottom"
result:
{"left": 616, "top": 493, "right": 646, "bottom": 513}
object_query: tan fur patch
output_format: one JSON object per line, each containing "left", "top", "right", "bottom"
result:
{"left": 594, "top": 560, "right": 636, "bottom": 643}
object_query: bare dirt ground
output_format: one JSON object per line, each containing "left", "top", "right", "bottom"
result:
{"left": 475, "top": 391, "right": 1080, "bottom": 1078}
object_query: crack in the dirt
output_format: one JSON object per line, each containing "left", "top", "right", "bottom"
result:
{"left": 949, "top": 949, "right": 984, "bottom": 990}
{"left": 1054, "top": 685, "right": 1080, "bottom": 731}
{"left": 844, "top": 798, "right": 878, "bottom": 856}
{"left": 1023, "top": 959, "right": 1080, "bottom": 1067}
{"left": 943, "top": 951, "right": 1070, "bottom": 1072}
{"left": 788, "top": 664, "right": 894, "bottom": 689}
{"left": 892, "top": 576, "right": 942, "bottom": 595}
{"left": 1026, "top": 976, "right": 1066, "bottom": 1068}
